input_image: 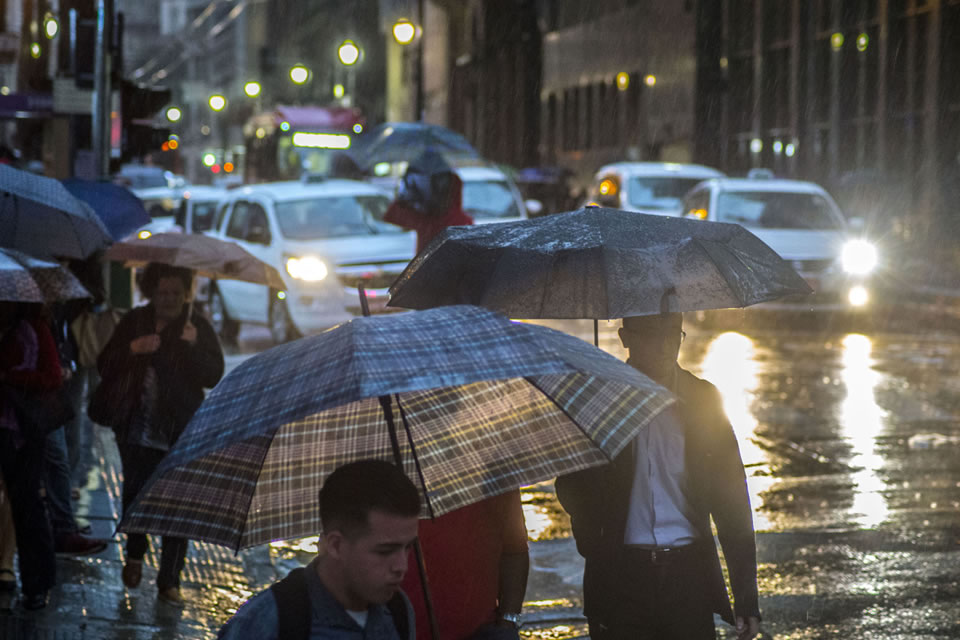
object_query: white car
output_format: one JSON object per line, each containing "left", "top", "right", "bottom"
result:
{"left": 172, "top": 186, "right": 226, "bottom": 234}
{"left": 208, "top": 177, "right": 416, "bottom": 343}
{"left": 457, "top": 164, "right": 536, "bottom": 223}
{"left": 681, "top": 178, "right": 879, "bottom": 308}
{"left": 116, "top": 165, "right": 188, "bottom": 235}
{"left": 589, "top": 162, "right": 724, "bottom": 216}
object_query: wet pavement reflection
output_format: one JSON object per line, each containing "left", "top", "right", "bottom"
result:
{"left": 5, "top": 321, "right": 960, "bottom": 639}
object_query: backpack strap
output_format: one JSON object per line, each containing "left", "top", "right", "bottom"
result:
{"left": 271, "top": 568, "right": 311, "bottom": 640}
{"left": 385, "top": 591, "right": 411, "bottom": 640}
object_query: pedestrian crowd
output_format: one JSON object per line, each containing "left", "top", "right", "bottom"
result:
{"left": 1, "top": 150, "right": 762, "bottom": 640}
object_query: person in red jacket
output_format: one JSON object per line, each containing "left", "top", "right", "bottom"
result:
{"left": 384, "top": 149, "right": 473, "bottom": 253}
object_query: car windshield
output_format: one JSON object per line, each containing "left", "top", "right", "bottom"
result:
{"left": 274, "top": 195, "right": 400, "bottom": 239}
{"left": 716, "top": 191, "right": 844, "bottom": 230}
{"left": 121, "top": 172, "right": 168, "bottom": 189}
{"left": 627, "top": 177, "right": 707, "bottom": 210}
{"left": 462, "top": 180, "right": 521, "bottom": 219}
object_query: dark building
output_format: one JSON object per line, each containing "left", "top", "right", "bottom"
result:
{"left": 699, "top": 0, "right": 960, "bottom": 232}
{"left": 445, "top": 0, "right": 542, "bottom": 169}
{"left": 536, "top": 1, "right": 699, "bottom": 182}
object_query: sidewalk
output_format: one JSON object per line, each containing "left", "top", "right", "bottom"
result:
{"left": 0, "top": 423, "right": 591, "bottom": 640}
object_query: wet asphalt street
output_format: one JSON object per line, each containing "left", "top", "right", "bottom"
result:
{"left": 3, "top": 311, "right": 960, "bottom": 639}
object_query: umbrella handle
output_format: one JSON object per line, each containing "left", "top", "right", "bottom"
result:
{"left": 357, "top": 285, "right": 370, "bottom": 317}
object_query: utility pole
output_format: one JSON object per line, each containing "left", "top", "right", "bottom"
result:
{"left": 415, "top": 0, "right": 424, "bottom": 121}
{"left": 91, "top": 0, "right": 113, "bottom": 178}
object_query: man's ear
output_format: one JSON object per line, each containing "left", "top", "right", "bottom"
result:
{"left": 324, "top": 531, "right": 345, "bottom": 559}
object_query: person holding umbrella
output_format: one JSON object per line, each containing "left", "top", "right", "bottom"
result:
{"left": 556, "top": 310, "right": 761, "bottom": 640}
{"left": 384, "top": 148, "right": 473, "bottom": 254}
{"left": 91, "top": 262, "right": 224, "bottom": 606}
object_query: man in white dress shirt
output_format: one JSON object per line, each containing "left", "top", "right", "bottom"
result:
{"left": 556, "top": 312, "right": 761, "bottom": 640}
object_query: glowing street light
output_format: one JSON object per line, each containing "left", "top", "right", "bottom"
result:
{"left": 333, "top": 84, "right": 345, "bottom": 99}
{"left": 338, "top": 40, "right": 360, "bottom": 66}
{"left": 289, "top": 65, "right": 310, "bottom": 85}
{"left": 616, "top": 72, "right": 630, "bottom": 91}
{"left": 392, "top": 20, "right": 416, "bottom": 45}
{"left": 30, "top": 43, "right": 41, "bottom": 58}
{"left": 202, "top": 153, "right": 217, "bottom": 167}
{"left": 244, "top": 81, "right": 262, "bottom": 98}
{"left": 165, "top": 107, "right": 182, "bottom": 123}
{"left": 644, "top": 74, "right": 657, "bottom": 87}
{"left": 208, "top": 95, "right": 227, "bottom": 111}
{"left": 44, "top": 16, "right": 59, "bottom": 39}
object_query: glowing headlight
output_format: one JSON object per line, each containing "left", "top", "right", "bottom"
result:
{"left": 841, "top": 239, "right": 878, "bottom": 275}
{"left": 285, "top": 256, "right": 328, "bottom": 282}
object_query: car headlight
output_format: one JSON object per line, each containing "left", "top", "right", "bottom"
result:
{"left": 841, "top": 239, "right": 878, "bottom": 275}
{"left": 285, "top": 255, "right": 328, "bottom": 281}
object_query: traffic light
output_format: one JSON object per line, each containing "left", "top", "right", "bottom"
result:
{"left": 120, "top": 80, "right": 171, "bottom": 162}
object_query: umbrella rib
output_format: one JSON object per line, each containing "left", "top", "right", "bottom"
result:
{"left": 232, "top": 430, "right": 284, "bottom": 553}
{"left": 395, "top": 394, "right": 436, "bottom": 520}
{"left": 522, "top": 375, "right": 616, "bottom": 463}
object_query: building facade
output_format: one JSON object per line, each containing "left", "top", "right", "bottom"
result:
{"left": 537, "top": 1, "right": 699, "bottom": 182}
{"left": 701, "top": 0, "right": 960, "bottom": 231}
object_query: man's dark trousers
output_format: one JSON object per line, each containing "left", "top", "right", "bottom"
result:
{"left": 586, "top": 544, "right": 716, "bottom": 640}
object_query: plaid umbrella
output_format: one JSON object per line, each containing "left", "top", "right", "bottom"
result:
{"left": 0, "top": 164, "right": 112, "bottom": 259}
{"left": 103, "top": 232, "right": 285, "bottom": 289}
{"left": 119, "top": 305, "right": 673, "bottom": 550}
{"left": 0, "top": 248, "right": 91, "bottom": 303}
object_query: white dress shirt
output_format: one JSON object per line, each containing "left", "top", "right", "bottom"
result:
{"left": 623, "top": 406, "right": 700, "bottom": 547}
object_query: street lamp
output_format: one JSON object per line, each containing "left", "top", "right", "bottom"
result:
{"left": 244, "top": 81, "right": 262, "bottom": 98}
{"left": 165, "top": 106, "right": 182, "bottom": 123}
{"left": 289, "top": 65, "right": 310, "bottom": 85}
{"left": 338, "top": 40, "right": 360, "bottom": 66}
{"left": 392, "top": 20, "right": 416, "bottom": 45}
{"left": 44, "top": 15, "right": 59, "bottom": 39}
{"left": 208, "top": 95, "right": 226, "bottom": 111}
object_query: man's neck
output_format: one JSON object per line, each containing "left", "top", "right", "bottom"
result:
{"left": 314, "top": 555, "right": 369, "bottom": 612}
{"left": 628, "top": 359, "right": 678, "bottom": 391}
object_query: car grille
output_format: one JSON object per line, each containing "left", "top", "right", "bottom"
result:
{"left": 336, "top": 271, "right": 400, "bottom": 290}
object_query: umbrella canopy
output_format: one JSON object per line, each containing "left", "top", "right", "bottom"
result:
{"left": 352, "top": 122, "right": 479, "bottom": 169}
{"left": 103, "top": 232, "right": 285, "bottom": 289}
{"left": 0, "top": 248, "right": 91, "bottom": 303}
{"left": 0, "top": 164, "right": 112, "bottom": 259}
{"left": 388, "top": 206, "right": 813, "bottom": 319}
{"left": 119, "top": 305, "right": 673, "bottom": 550}
{"left": 62, "top": 178, "right": 151, "bottom": 241}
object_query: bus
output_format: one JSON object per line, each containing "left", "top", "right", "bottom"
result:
{"left": 242, "top": 105, "right": 365, "bottom": 183}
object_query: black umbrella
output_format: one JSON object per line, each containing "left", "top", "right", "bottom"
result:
{"left": 352, "top": 122, "right": 478, "bottom": 169}
{"left": 388, "top": 206, "right": 812, "bottom": 322}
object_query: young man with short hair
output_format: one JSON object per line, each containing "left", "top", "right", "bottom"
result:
{"left": 218, "top": 459, "right": 421, "bottom": 640}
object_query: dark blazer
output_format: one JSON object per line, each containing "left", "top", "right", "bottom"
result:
{"left": 555, "top": 365, "right": 760, "bottom": 625}
{"left": 97, "top": 304, "right": 224, "bottom": 446}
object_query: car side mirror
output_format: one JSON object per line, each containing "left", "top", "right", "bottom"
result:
{"left": 848, "top": 216, "right": 865, "bottom": 231}
{"left": 525, "top": 199, "right": 544, "bottom": 216}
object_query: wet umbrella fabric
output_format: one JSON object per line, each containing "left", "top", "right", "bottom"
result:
{"left": 119, "top": 305, "right": 674, "bottom": 550}
{"left": 0, "top": 248, "right": 91, "bottom": 303}
{"left": 0, "top": 164, "right": 113, "bottom": 260}
{"left": 388, "top": 206, "right": 813, "bottom": 319}
{"left": 103, "top": 232, "right": 286, "bottom": 289}
{"left": 352, "top": 122, "right": 479, "bottom": 169}
{"left": 62, "top": 179, "right": 151, "bottom": 241}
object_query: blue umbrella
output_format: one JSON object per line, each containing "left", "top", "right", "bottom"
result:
{"left": 62, "top": 178, "right": 151, "bottom": 241}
